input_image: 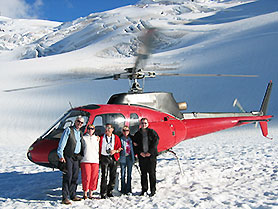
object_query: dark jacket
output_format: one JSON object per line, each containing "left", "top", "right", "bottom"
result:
{"left": 64, "top": 126, "right": 85, "bottom": 158}
{"left": 133, "top": 128, "right": 159, "bottom": 157}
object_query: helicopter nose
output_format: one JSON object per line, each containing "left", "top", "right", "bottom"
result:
{"left": 27, "top": 146, "right": 34, "bottom": 162}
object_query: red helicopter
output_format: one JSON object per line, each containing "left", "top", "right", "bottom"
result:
{"left": 26, "top": 75, "right": 273, "bottom": 168}
{"left": 24, "top": 28, "right": 273, "bottom": 169}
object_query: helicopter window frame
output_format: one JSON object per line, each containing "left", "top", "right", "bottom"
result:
{"left": 93, "top": 113, "right": 126, "bottom": 136}
{"left": 41, "top": 110, "right": 90, "bottom": 139}
{"left": 129, "top": 113, "right": 140, "bottom": 135}
{"left": 58, "top": 111, "right": 89, "bottom": 132}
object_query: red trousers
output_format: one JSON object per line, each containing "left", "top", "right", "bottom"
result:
{"left": 80, "top": 163, "right": 99, "bottom": 191}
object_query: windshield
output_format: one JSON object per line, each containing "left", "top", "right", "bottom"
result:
{"left": 41, "top": 110, "right": 90, "bottom": 140}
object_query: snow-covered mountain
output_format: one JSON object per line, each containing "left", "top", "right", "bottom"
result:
{"left": 0, "top": 0, "right": 243, "bottom": 60}
{"left": 0, "top": 0, "right": 278, "bottom": 207}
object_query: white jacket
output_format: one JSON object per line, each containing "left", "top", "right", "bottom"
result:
{"left": 81, "top": 133, "right": 99, "bottom": 164}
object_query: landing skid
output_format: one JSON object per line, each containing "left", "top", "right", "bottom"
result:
{"left": 134, "top": 160, "right": 141, "bottom": 175}
{"left": 167, "top": 149, "right": 184, "bottom": 175}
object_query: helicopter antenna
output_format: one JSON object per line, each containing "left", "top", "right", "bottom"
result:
{"left": 69, "top": 101, "right": 73, "bottom": 109}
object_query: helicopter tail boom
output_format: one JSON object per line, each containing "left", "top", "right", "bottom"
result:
{"left": 182, "top": 81, "right": 273, "bottom": 139}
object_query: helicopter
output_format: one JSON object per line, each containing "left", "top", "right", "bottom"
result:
{"left": 23, "top": 28, "right": 273, "bottom": 169}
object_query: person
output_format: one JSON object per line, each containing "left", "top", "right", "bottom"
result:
{"left": 80, "top": 124, "right": 100, "bottom": 200}
{"left": 133, "top": 118, "right": 159, "bottom": 197}
{"left": 57, "top": 115, "right": 85, "bottom": 205}
{"left": 119, "top": 126, "right": 135, "bottom": 194}
{"left": 99, "top": 123, "right": 122, "bottom": 199}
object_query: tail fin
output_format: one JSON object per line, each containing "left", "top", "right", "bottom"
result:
{"left": 259, "top": 121, "right": 272, "bottom": 139}
{"left": 259, "top": 81, "right": 273, "bottom": 139}
{"left": 260, "top": 81, "right": 273, "bottom": 115}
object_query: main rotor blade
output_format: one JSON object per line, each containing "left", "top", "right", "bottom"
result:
{"left": 93, "top": 75, "right": 114, "bottom": 80}
{"left": 3, "top": 84, "right": 56, "bottom": 92}
{"left": 3, "top": 72, "right": 130, "bottom": 92}
{"left": 133, "top": 28, "right": 157, "bottom": 74}
{"left": 155, "top": 73, "right": 258, "bottom": 77}
{"left": 3, "top": 76, "right": 100, "bottom": 93}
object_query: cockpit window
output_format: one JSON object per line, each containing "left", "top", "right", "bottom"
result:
{"left": 57, "top": 112, "right": 89, "bottom": 131}
{"left": 93, "top": 113, "right": 126, "bottom": 136}
{"left": 41, "top": 110, "right": 90, "bottom": 140}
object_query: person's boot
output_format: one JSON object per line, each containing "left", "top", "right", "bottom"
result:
{"left": 62, "top": 199, "right": 71, "bottom": 205}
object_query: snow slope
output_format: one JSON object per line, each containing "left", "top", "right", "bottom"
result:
{"left": 0, "top": 0, "right": 277, "bottom": 208}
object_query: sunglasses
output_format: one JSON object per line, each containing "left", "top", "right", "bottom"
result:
{"left": 77, "top": 120, "right": 84, "bottom": 124}
{"left": 88, "top": 128, "right": 94, "bottom": 130}
{"left": 123, "top": 129, "right": 130, "bottom": 132}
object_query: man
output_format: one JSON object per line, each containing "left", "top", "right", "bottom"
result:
{"left": 57, "top": 116, "right": 85, "bottom": 205}
{"left": 133, "top": 118, "right": 159, "bottom": 197}
{"left": 99, "top": 123, "right": 122, "bottom": 199}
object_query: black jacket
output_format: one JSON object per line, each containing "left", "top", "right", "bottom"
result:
{"left": 133, "top": 128, "right": 159, "bottom": 157}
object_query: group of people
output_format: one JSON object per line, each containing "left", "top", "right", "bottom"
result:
{"left": 57, "top": 116, "right": 159, "bottom": 205}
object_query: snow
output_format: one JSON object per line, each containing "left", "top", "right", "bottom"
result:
{"left": 1, "top": 127, "right": 278, "bottom": 208}
{"left": 0, "top": 0, "right": 277, "bottom": 208}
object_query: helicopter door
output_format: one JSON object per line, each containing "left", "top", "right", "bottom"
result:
{"left": 163, "top": 116, "right": 177, "bottom": 144}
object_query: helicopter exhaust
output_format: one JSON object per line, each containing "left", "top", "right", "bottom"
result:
{"left": 178, "top": 102, "right": 187, "bottom": 110}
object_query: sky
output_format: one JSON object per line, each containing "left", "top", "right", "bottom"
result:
{"left": 0, "top": 0, "right": 139, "bottom": 22}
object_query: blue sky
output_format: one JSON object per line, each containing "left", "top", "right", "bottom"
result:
{"left": 0, "top": 0, "right": 139, "bottom": 22}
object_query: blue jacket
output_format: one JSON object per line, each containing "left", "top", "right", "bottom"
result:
{"left": 119, "top": 135, "right": 135, "bottom": 164}
{"left": 57, "top": 126, "right": 84, "bottom": 159}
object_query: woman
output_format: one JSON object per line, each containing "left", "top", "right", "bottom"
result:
{"left": 119, "top": 126, "right": 135, "bottom": 194}
{"left": 80, "top": 124, "right": 100, "bottom": 199}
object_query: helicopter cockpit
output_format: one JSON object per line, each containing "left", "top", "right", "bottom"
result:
{"left": 39, "top": 108, "right": 140, "bottom": 141}
{"left": 40, "top": 110, "right": 90, "bottom": 140}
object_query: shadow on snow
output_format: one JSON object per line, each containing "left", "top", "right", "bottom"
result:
{"left": 0, "top": 171, "right": 63, "bottom": 201}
